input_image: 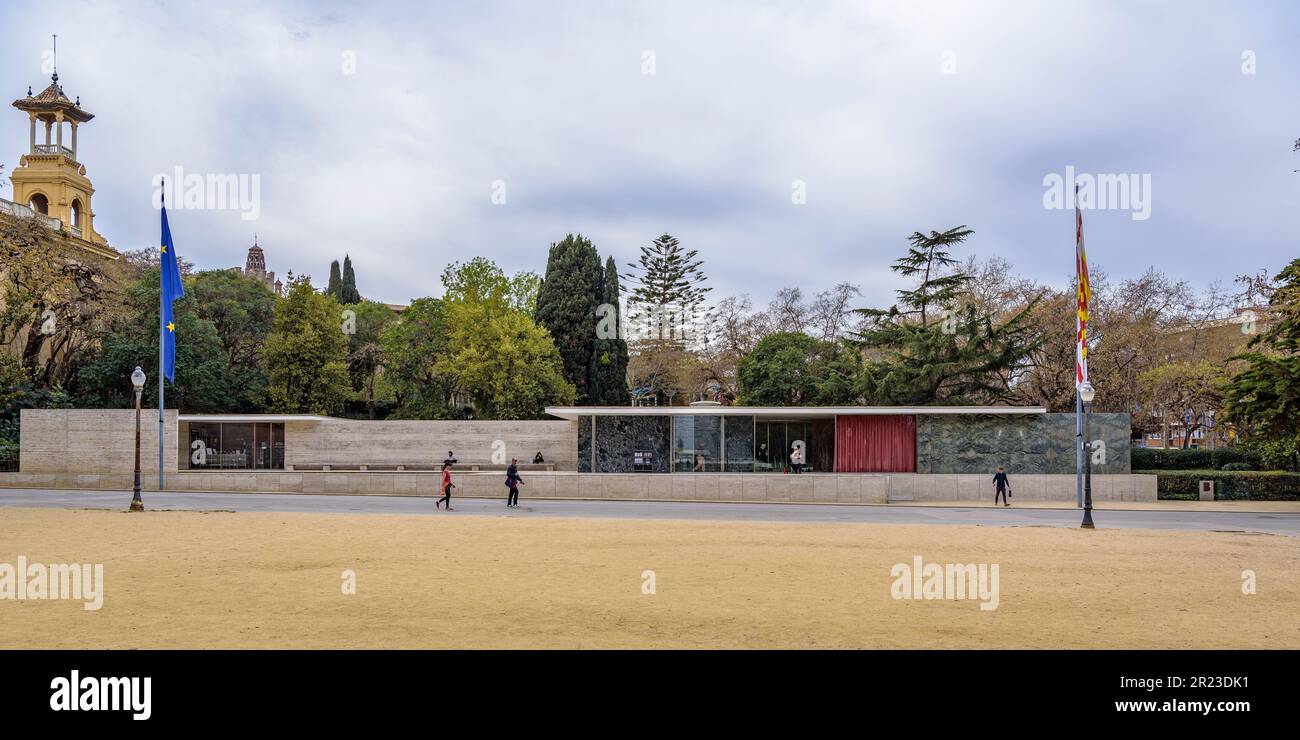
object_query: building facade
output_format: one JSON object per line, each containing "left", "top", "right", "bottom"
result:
{"left": 0, "top": 406, "right": 1153, "bottom": 503}
{"left": 553, "top": 405, "right": 1130, "bottom": 475}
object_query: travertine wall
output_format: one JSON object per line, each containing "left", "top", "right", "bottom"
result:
{"left": 284, "top": 419, "right": 577, "bottom": 469}
{"left": 19, "top": 408, "right": 179, "bottom": 477}
{"left": 0, "top": 469, "right": 1156, "bottom": 502}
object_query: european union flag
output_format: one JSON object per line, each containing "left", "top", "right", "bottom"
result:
{"left": 160, "top": 200, "right": 185, "bottom": 383}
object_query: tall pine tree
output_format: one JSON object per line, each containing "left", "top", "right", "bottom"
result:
{"left": 590, "top": 255, "right": 630, "bottom": 405}
{"left": 850, "top": 226, "right": 1043, "bottom": 405}
{"left": 622, "top": 233, "right": 711, "bottom": 343}
{"left": 535, "top": 234, "right": 602, "bottom": 403}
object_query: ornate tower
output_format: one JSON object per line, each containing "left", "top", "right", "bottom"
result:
{"left": 241, "top": 236, "right": 279, "bottom": 295}
{"left": 245, "top": 239, "right": 267, "bottom": 276}
{"left": 9, "top": 57, "right": 106, "bottom": 246}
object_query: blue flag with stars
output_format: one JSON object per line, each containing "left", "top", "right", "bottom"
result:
{"left": 160, "top": 200, "right": 185, "bottom": 383}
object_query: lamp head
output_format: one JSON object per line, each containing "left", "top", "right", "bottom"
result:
{"left": 130, "top": 366, "right": 146, "bottom": 391}
{"left": 1078, "top": 381, "right": 1096, "bottom": 404}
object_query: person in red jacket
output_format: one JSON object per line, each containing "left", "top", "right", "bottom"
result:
{"left": 436, "top": 461, "right": 455, "bottom": 511}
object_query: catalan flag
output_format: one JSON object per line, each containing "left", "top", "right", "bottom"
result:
{"left": 1075, "top": 187, "right": 1090, "bottom": 385}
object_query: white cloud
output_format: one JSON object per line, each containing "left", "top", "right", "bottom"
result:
{"left": 1, "top": 0, "right": 1296, "bottom": 307}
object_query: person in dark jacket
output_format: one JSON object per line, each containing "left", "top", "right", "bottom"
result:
{"left": 505, "top": 458, "right": 524, "bottom": 508}
{"left": 992, "top": 466, "right": 1011, "bottom": 507}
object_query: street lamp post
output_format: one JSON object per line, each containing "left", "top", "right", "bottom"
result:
{"left": 130, "top": 366, "right": 146, "bottom": 512}
{"left": 1078, "top": 381, "right": 1096, "bottom": 529}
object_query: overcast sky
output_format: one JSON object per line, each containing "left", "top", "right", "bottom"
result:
{"left": 1, "top": 0, "right": 1296, "bottom": 307}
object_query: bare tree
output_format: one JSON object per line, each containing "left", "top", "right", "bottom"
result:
{"left": 768, "top": 287, "right": 808, "bottom": 334}
{"left": 808, "top": 282, "right": 861, "bottom": 342}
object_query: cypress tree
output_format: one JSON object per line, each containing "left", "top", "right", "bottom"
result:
{"left": 326, "top": 260, "right": 342, "bottom": 299}
{"left": 536, "top": 234, "right": 602, "bottom": 403}
{"left": 340, "top": 255, "right": 362, "bottom": 304}
{"left": 590, "top": 255, "right": 630, "bottom": 405}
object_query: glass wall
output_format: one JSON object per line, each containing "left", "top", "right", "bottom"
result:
{"left": 754, "top": 420, "right": 815, "bottom": 473}
{"left": 186, "top": 422, "right": 284, "bottom": 470}
{"left": 672, "top": 415, "right": 722, "bottom": 472}
{"left": 722, "top": 415, "right": 755, "bottom": 473}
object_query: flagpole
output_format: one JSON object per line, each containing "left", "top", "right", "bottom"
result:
{"left": 158, "top": 180, "right": 166, "bottom": 491}
{"left": 1074, "top": 183, "right": 1084, "bottom": 509}
{"left": 1076, "top": 391, "right": 1083, "bottom": 508}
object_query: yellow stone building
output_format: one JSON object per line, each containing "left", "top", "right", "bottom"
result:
{"left": 3, "top": 67, "right": 118, "bottom": 260}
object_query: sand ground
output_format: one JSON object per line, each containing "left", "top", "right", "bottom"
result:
{"left": 0, "top": 507, "right": 1295, "bottom": 649}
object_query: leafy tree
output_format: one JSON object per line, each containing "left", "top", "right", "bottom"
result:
{"left": 509, "top": 271, "right": 542, "bottom": 316}
{"left": 1224, "top": 258, "right": 1300, "bottom": 469}
{"left": 262, "top": 278, "right": 350, "bottom": 415}
{"left": 71, "top": 268, "right": 229, "bottom": 412}
{"left": 326, "top": 260, "right": 342, "bottom": 300}
{"left": 379, "top": 297, "right": 453, "bottom": 419}
{"left": 344, "top": 300, "right": 397, "bottom": 419}
{"left": 590, "top": 255, "right": 630, "bottom": 405}
{"left": 1137, "top": 361, "right": 1227, "bottom": 448}
{"left": 442, "top": 257, "right": 512, "bottom": 304}
{"left": 535, "top": 234, "right": 602, "bottom": 402}
{"left": 737, "top": 332, "right": 857, "bottom": 406}
{"left": 187, "top": 269, "right": 276, "bottom": 411}
{"left": 439, "top": 297, "right": 576, "bottom": 418}
{"left": 340, "top": 255, "right": 362, "bottom": 304}
{"left": 851, "top": 226, "right": 1043, "bottom": 405}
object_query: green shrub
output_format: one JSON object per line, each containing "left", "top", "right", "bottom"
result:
{"left": 1155, "top": 470, "right": 1300, "bottom": 501}
{"left": 1220, "top": 462, "right": 1252, "bottom": 471}
{"left": 1132, "top": 447, "right": 1262, "bottom": 471}
{"left": 0, "top": 438, "right": 17, "bottom": 468}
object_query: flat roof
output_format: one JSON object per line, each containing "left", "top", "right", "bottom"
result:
{"left": 178, "top": 414, "right": 335, "bottom": 423}
{"left": 544, "top": 406, "right": 1046, "bottom": 420}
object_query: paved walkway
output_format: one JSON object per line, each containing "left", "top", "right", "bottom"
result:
{"left": 1, "top": 488, "right": 1297, "bottom": 536}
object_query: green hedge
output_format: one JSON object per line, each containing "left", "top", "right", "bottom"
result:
{"left": 1132, "top": 447, "right": 1262, "bottom": 471}
{"left": 1153, "top": 470, "right": 1300, "bottom": 501}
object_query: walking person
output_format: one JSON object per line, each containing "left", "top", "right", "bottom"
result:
{"left": 436, "top": 461, "right": 455, "bottom": 511}
{"left": 993, "top": 466, "right": 1011, "bottom": 507}
{"left": 789, "top": 444, "right": 804, "bottom": 474}
{"left": 505, "top": 458, "right": 524, "bottom": 508}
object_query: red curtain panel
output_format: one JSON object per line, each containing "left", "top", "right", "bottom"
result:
{"left": 835, "top": 415, "right": 916, "bottom": 472}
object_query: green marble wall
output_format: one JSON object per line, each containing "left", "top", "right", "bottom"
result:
{"left": 915, "top": 412, "right": 1131, "bottom": 474}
